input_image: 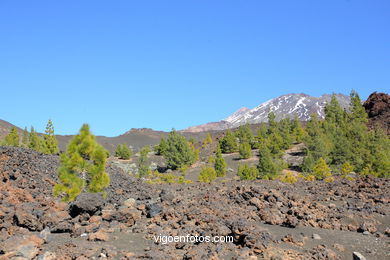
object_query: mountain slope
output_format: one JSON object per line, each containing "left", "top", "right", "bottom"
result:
{"left": 0, "top": 119, "right": 23, "bottom": 139}
{"left": 183, "top": 93, "right": 350, "bottom": 132}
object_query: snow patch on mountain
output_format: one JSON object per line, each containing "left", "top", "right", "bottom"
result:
{"left": 182, "top": 93, "right": 350, "bottom": 132}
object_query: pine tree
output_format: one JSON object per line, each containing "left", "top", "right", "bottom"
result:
{"left": 312, "top": 157, "right": 332, "bottom": 180}
{"left": 203, "top": 133, "right": 213, "bottom": 147}
{"left": 43, "top": 119, "right": 59, "bottom": 154}
{"left": 22, "top": 127, "right": 30, "bottom": 147}
{"left": 291, "top": 116, "right": 305, "bottom": 143}
{"left": 138, "top": 146, "right": 150, "bottom": 177}
{"left": 115, "top": 143, "right": 132, "bottom": 159}
{"left": 349, "top": 90, "right": 368, "bottom": 124}
{"left": 198, "top": 167, "right": 217, "bottom": 183}
{"left": 257, "top": 143, "right": 278, "bottom": 179}
{"left": 29, "top": 127, "right": 44, "bottom": 152}
{"left": 219, "top": 130, "right": 238, "bottom": 153}
{"left": 324, "top": 94, "right": 345, "bottom": 125}
{"left": 53, "top": 124, "right": 110, "bottom": 202}
{"left": 267, "top": 132, "right": 284, "bottom": 155}
{"left": 239, "top": 142, "right": 252, "bottom": 159}
{"left": 277, "top": 118, "right": 293, "bottom": 149}
{"left": 3, "top": 127, "right": 19, "bottom": 146}
{"left": 253, "top": 123, "right": 268, "bottom": 149}
{"left": 164, "top": 130, "right": 196, "bottom": 170}
{"left": 214, "top": 144, "right": 227, "bottom": 177}
{"left": 237, "top": 164, "right": 258, "bottom": 180}
{"left": 236, "top": 123, "right": 254, "bottom": 146}
{"left": 267, "top": 112, "right": 277, "bottom": 134}
{"left": 155, "top": 137, "right": 168, "bottom": 156}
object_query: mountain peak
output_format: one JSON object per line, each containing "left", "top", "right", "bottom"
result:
{"left": 182, "top": 93, "right": 350, "bottom": 132}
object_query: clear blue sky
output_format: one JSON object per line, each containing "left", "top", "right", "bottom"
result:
{"left": 1, "top": 0, "right": 389, "bottom": 136}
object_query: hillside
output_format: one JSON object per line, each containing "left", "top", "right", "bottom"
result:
{"left": 0, "top": 146, "right": 389, "bottom": 259}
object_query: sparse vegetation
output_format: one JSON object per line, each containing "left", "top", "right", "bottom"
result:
{"left": 146, "top": 171, "right": 192, "bottom": 184}
{"left": 202, "top": 133, "right": 213, "bottom": 147}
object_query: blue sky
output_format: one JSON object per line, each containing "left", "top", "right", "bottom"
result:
{"left": 1, "top": 0, "right": 389, "bottom": 136}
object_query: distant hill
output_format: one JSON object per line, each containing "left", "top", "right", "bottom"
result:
{"left": 182, "top": 93, "right": 351, "bottom": 132}
{"left": 0, "top": 120, "right": 209, "bottom": 154}
{"left": 0, "top": 119, "right": 23, "bottom": 139}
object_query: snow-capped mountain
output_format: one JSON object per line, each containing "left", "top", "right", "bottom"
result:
{"left": 183, "top": 93, "right": 350, "bottom": 132}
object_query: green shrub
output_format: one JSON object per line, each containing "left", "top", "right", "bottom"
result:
{"left": 279, "top": 171, "right": 297, "bottom": 183}
{"left": 237, "top": 164, "right": 258, "bottom": 180}
{"left": 312, "top": 157, "right": 332, "bottom": 180}
{"left": 198, "top": 167, "right": 217, "bottom": 183}
{"left": 115, "top": 143, "right": 132, "bottom": 159}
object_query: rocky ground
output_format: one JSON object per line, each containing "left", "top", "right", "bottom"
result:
{"left": 364, "top": 92, "right": 390, "bottom": 136}
{"left": 0, "top": 146, "right": 389, "bottom": 259}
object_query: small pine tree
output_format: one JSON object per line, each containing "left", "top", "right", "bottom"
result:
{"left": 138, "top": 146, "right": 150, "bottom": 177}
{"left": 219, "top": 130, "right": 238, "bottom": 153}
{"left": 53, "top": 124, "right": 110, "bottom": 202}
{"left": 214, "top": 144, "right": 227, "bottom": 177}
{"left": 43, "top": 119, "right": 59, "bottom": 154}
{"left": 340, "top": 161, "right": 353, "bottom": 176}
{"left": 237, "top": 164, "right": 258, "bottom": 180}
{"left": 239, "top": 142, "right": 252, "bottom": 159}
{"left": 267, "top": 132, "right": 284, "bottom": 155}
{"left": 29, "top": 127, "right": 44, "bottom": 152}
{"left": 253, "top": 124, "right": 267, "bottom": 149}
{"left": 4, "top": 127, "right": 19, "bottom": 146}
{"left": 257, "top": 143, "right": 278, "bottom": 179}
{"left": 203, "top": 133, "right": 213, "bottom": 147}
{"left": 312, "top": 157, "right": 332, "bottom": 180}
{"left": 115, "top": 143, "right": 132, "bottom": 159}
{"left": 267, "top": 112, "right": 277, "bottom": 134}
{"left": 236, "top": 123, "right": 254, "bottom": 145}
{"left": 198, "top": 167, "right": 217, "bottom": 183}
{"left": 155, "top": 137, "right": 168, "bottom": 156}
{"left": 291, "top": 116, "right": 306, "bottom": 143}
{"left": 22, "top": 127, "right": 30, "bottom": 147}
{"left": 349, "top": 90, "right": 368, "bottom": 124}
